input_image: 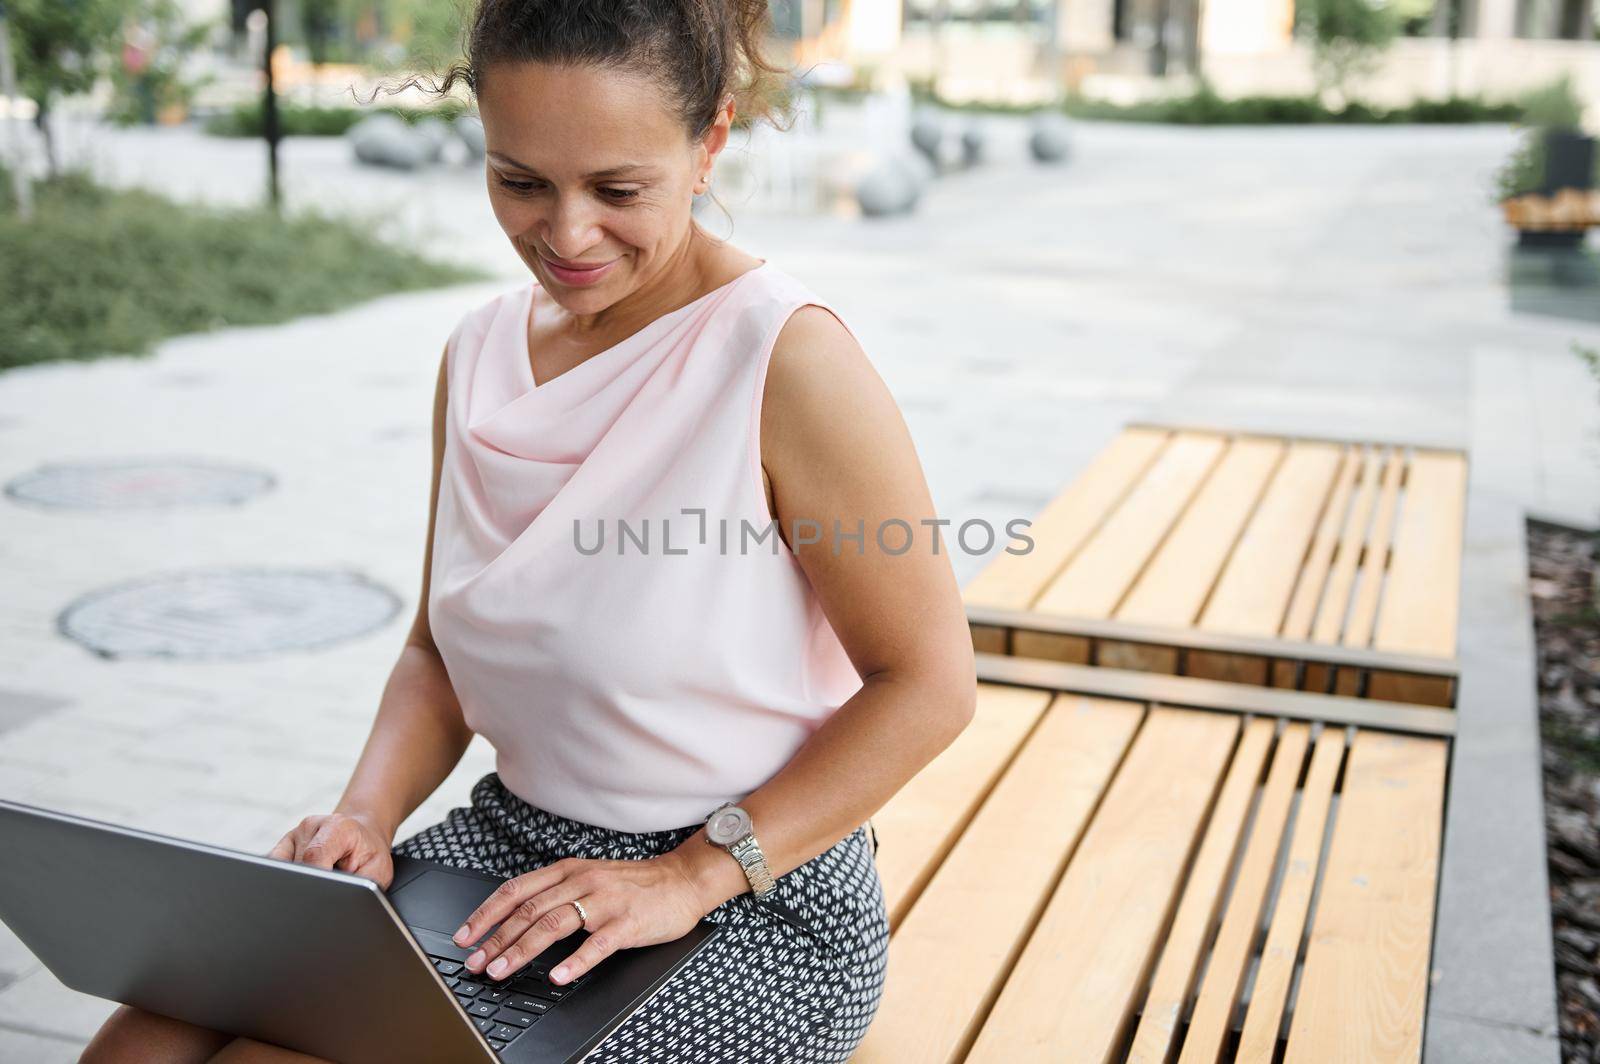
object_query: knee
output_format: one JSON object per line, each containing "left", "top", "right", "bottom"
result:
{"left": 81, "top": 1003, "right": 233, "bottom": 1064}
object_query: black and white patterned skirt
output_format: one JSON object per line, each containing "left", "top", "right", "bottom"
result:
{"left": 390, "top": 772, "right": 891, "bottom": 1062}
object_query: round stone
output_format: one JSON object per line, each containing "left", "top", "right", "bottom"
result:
{"left": 454, "top": 114, "right": 486, "bottom": 159}
{"left": 411, "top": 117, "right": 453, "bottom": 163}
{"left": 856, "top": 160, "right": 919, "bottom": 217}
{"left": 961, "top": 125, "right": 987, "bottom": 166}
{"left": 6, "top": 459, "right": 275, "bottom": 510}
{"left": 59, "top": 568, "right": 401, "bottom": 661}
{"left": 349, "top": 113, "right": 430, "bottom": 170}
{"left": 892, "top": 150, "right": 936, "bottom": 193}
{"left": 910, "top": 115, "right": 944, "bottom": 162}
{"left": 1029, "top": 118, "right": 1072, "bottom": 164}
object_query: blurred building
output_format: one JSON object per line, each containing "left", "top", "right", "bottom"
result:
{"left": 170, "top": 0, "right": 1598, "bottom": 107}
{"left": 793, "top": 0, "right": 1598, "bottom": 104}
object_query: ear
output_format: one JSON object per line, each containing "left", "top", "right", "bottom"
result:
{"left": 701, "top": 93, "right": 736, "bottom": 166}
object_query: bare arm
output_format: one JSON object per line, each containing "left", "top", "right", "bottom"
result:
{"left": 270, "top": 345, "right": 475, "bottom": 885}
{"left": 662, "top": 304, "right": 977, "bottom": 907}
{"left": 333, "top": 344, "right": 476, "bottom": 843}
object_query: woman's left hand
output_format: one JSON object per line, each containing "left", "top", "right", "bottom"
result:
{"left": 450, "top": 852, "right": 711, "bottom": 986}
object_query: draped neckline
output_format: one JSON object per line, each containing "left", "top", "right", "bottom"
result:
{"left": 517, "top": 259, "right": 770, "bottom": 395}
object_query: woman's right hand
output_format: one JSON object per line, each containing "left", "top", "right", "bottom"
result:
{"left": 267, "top": 812, "right": 396, "bottom": 890}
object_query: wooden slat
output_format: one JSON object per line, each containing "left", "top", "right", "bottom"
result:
{"left": 1033, "top": 433, "right": 1228, "bottom": 620}
{"left": 962, "top": 428, "right": 1169, "bottom": 611}
{"left": 853, "top": 695, "right": 1142, "bottom": 1064}
{"left": 1178, "top": 723, "right": 1312, "bottom": 1064}
{"left": 1236, "top": 727, "right": 1348, "bottom": 1063}
{"left": 970, "top": 624, "right": 1008, "bottom": 655}
{"left": 1284, "top": 730, "right": 1447, "bottom": 1063}
{"left": 1117, "top": 438, "right": 1285, "bottom": 628}
{"left": 1309, "top": 447, "right": 1385, "bottom": 646}
{"left": 966, "top": 708, "right": 1241, "bottom": 1064}
{"left": 1198, "top": 441, "right": 1345, "bottom": 639}
{"left": 1372, "top": 450, "right": 1468, "bottom": 659}
{"left": 1126, "top": 717, "right": 1277, "bottom": 1064}
{"left": 1011, "top": 629, "right": 1091, "bottom": 664}
{"left": 871, "top": 683, "right": 1051, "bottom": 928}
{"left": 1281, "top": 446, "right": 1360, "bottom": 641}
{"left": 1366, "top": 669, "right": 1454, "bottom": 708}
{"left": 1340, "top": 449, "right": 1407, "bottom": 649}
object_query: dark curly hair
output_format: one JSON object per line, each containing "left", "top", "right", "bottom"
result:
{"left": 381, "top": 0, "right": 798, "bottom": 141}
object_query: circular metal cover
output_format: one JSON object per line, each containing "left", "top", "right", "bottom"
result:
{"left": 59, "top": 568, "right": 401, "bottom": 660}
{"left": 6, "top": 459, "right": 275, "bottom": 510}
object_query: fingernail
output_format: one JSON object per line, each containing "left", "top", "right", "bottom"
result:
{"left": 551, "top": 965, "right": 568, "bottom": 983}
{"left": 467, "top": 949, "right": 484, "bottom": 969}
{"left": 453, "top": 924, "right": 469, "bottom": 944}
{"left": 487, "top": 958, "right": 507, "bottom": 977}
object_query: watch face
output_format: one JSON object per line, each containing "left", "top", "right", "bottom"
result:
{"left": 707, "top": 805, "right": 750, "bottom": 846}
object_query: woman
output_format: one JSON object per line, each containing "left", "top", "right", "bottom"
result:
{"left": 82, "top": 1, "right": 974, "bottom": 1061}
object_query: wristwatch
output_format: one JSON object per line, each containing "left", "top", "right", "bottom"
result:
{"left": 704, "top": 803, "right": 777, "bottom": 901}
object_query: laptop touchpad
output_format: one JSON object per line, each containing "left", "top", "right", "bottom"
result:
{"left": 389, "top": 868, "right": 500, "bottom": 934}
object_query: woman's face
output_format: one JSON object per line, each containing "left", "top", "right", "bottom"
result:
{"left": 476, "top": 61, "right": 729, "bottom": 313}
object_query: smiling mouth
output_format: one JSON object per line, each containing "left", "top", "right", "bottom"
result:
{"left": 540, "top": 254, "right": 614, "bottom": 271}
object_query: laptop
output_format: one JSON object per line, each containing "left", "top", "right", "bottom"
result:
{"left": 0, "top": 798, "right": 719, "bottom": 1063}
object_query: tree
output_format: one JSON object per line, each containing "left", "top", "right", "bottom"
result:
{"left": 301, "top": 0, "right": 348, "bottom": 68}
{"left": 7, "top": 0, "right": 125, "bottom": 177}
{"left": 107, "top": 0, "right": 216, "bottom": 126}
{"left": 1297, "top": 0, "right": 1399, "bottom": 104}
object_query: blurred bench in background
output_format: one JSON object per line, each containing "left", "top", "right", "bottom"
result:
{"left": 963, "top": 424, "right": 1468, "bottom": 708}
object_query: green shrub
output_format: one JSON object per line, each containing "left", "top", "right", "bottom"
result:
{"left": 1491, "top": 75, "right": 1597, "bottom": 203}
{"left": 203, "top": 100, "right": 472, "bottom": 137}
{"left": 1055, "top": 88, "right": 1524, "bottom": 126}
{"left": 1298, "top": 0, "right": 1400, "bottom": 99}
{"left": 0, "top": 167, "right": 486, "bottom": 370}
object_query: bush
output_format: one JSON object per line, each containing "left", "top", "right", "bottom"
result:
{"left": 0, "top": 166, "right": 486, "bottom": 370}
{"left": 1493, "top": 76, "right": 1596, "bottom": 203}
{"left": 1298, "top": 0, "right": 1400, "bottom": 99}
{"left": 203, "top": 100, "right": 473, "bottom": 137}
{"left": 1057, "top": 87, "right": 1524, "bottom": 126}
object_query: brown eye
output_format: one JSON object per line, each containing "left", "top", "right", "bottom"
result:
{"left": 497, "top": 176, "right": 539, "bottom": 193}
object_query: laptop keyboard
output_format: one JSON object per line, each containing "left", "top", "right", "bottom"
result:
{"left": 427, "top": 951, "right": 591, "bottom": 1054}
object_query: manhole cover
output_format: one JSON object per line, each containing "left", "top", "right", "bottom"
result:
{"left": 6, "top": 459, "right": 275, "bottom": 510}
{"left": 58, "top": 568, "right": 401, "bottom": 660}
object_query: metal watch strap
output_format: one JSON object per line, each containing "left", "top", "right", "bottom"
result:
{"left": 728, "top": 833, "right": 776, "bottom": 899}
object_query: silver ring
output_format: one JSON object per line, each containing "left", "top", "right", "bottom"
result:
{"left": 570, "top": 898, "right": 589, "bottom": 930}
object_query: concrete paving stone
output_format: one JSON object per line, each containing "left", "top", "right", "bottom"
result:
{"left": 0, "top": 921, "right": 36, "bottom": 985}
{"left": 1424, "top": 1010, "right": 1561, "bottom": 1064}
{"left": 0, "top": 965, "right": 120, "bottom": 1042}
{"left": 0, "top": 687, "right": 71, "bottom": 737}
{"left": 0, "top": 1023, "right": 85, "bottom": 1064}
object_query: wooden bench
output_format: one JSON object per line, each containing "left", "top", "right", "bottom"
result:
{"left": 855, "top": 654, "right": 1450, "bottom": 1063}
{"left": 963, "top": 424, "right": 1469, "bottom": 708}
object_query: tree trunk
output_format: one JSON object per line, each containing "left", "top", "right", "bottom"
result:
{"left": 32, "top": 98, "right": 55, "bottom": 178}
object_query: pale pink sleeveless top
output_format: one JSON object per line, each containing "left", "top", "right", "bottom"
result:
{"left": 428, "top": 260, "right": 865, "bottom": 832}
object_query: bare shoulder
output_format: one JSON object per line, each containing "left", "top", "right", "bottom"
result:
{"left": 764, "top": 304, "right": 892, "bottom": 428}
{"left": 760, "top": 303, "right": 917, "bottom": 523}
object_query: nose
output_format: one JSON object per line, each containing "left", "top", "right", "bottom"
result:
{"left": 541, "top": 192, "right": 602, "bottom": 261}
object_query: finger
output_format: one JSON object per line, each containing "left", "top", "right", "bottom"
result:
{"left": 453, "top": 860, "right": 578, "bottom": 948}
{"left": 267, "top": 819, "right": 315, "bottom": 862}
{"left": 466, "top": 887, "right": 585, "bottom": 978}
{"left": 331, "top": 824, "right": 376, "bottom": 872}
{"left": 549, "top": 917, "right": 625, "bottom": 985}
{"left": 296, "top": 820, "right": 343, "bottom": 870}
{"left": 464, "top": 876, "right": 582, "bottom": 966}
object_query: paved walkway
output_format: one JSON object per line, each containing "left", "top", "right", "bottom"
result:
{"left": 0, "top": 116, "right": 1594, "bottom": 1059}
